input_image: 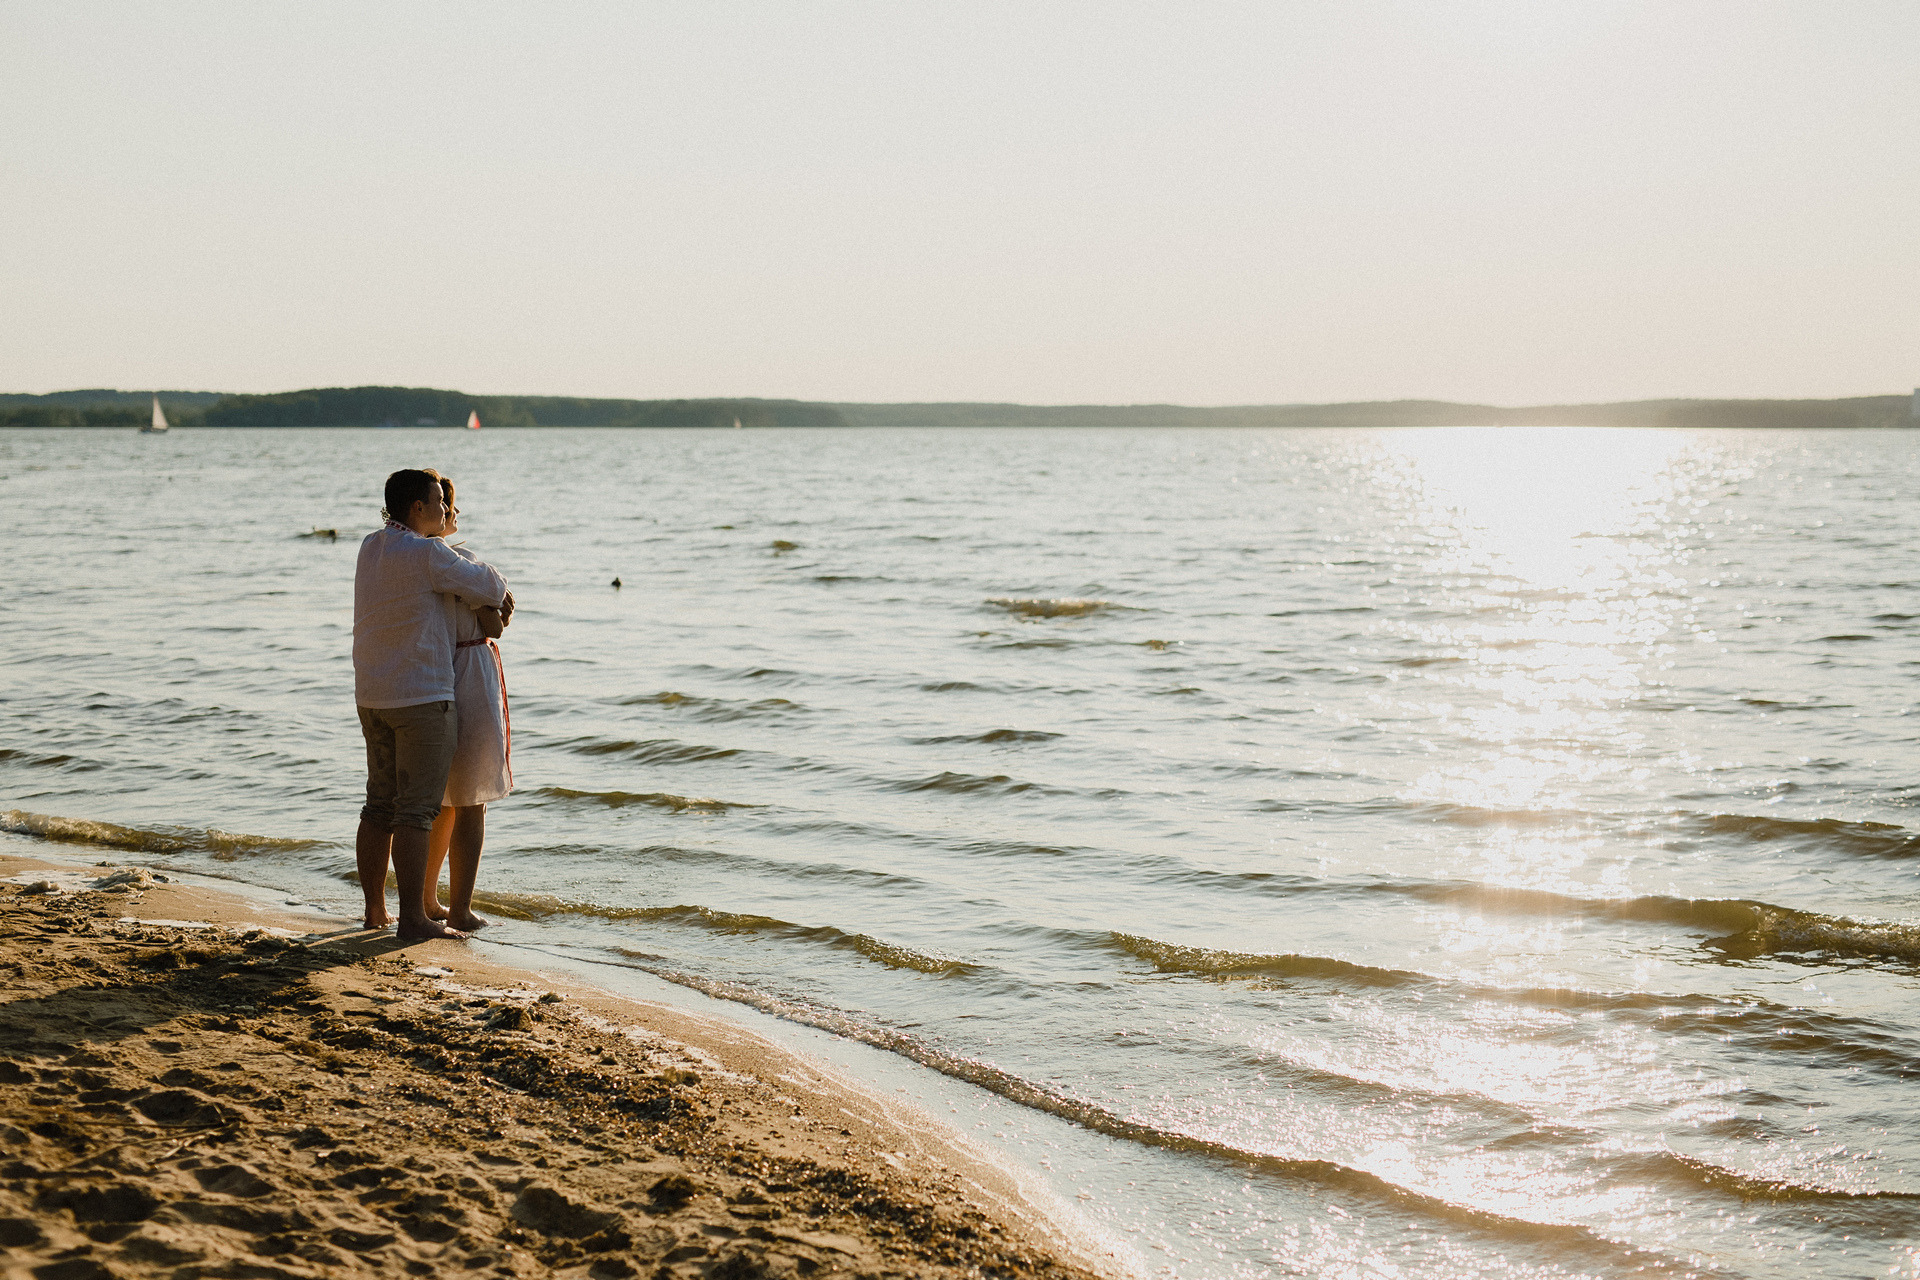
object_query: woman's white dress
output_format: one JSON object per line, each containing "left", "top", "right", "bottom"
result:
{"left": 443, "top": 551, "right": 511, "bottom": 807}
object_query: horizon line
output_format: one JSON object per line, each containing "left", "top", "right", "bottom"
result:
{"left": 8, "top": 387, "right": 1915, "bottom": 409}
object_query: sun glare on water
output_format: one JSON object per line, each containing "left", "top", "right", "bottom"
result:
{"left": 1377, "top": 426, "right": 1702, "bottom": 886}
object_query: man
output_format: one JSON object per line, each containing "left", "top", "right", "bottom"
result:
{"left": 352, "top": 467, "right": 509, "bottom": 939}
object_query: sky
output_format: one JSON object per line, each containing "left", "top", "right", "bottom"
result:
{"left": 2, "top": 1, "right": 1916, "bottom": 406}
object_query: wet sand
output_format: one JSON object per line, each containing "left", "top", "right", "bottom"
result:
{"left": 0, "top": 853, "right": 1119, "bottom": 1280}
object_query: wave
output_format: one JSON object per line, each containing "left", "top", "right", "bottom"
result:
{"left": 985, "top": 597, "right": 1114, "bottom": 618}
{"left": 910, "top": 729, "right": 1063, "bottom": 745}
{"left": 0, "top": 748, "right": 100, "bottom": 772}
{"left": 704, "top": 665, "right": 808, "bottom": 686}
{"left": 916, "top": 677, "right": 1090, "bottom": 697}
{"left": 1708, "top": 906, "right": 1920, "bottom": 964}
{"left": 1129, "top": 870, "right": 1920, "bottom": 969}
{"left": 1111, "top": 926, "right": 1920, "bottom": 1078}
{"left": 1093, "top": 856, "right": 1918, "bottom": 966}
{"left": 532, "top": 787, "right": 753, "bottom": 813}
{"left": 742, "top": 813, "right": 1109, "bottom": 867}
{"left": 1265, "top": 606, "right": 1377, "bottom": 618}
{"left": 490, "top": 840, "right": 933, "bottom": 900}
{"left": 553, "top": 955, "right": 1690, "bottom": 1270}
{"left": 556, "top": 736, "right": 745, "bottom": 765}
{"left": 612, "top": 691, "right": 808, "bottom": 723}
{"left": 1670, "top": 811, "right": 1920, "bottom": 859}
{"left": 1387, "top": 880, "right": 1763, "bottom": 933}
{"left": 1398, "top": 799, "right": 1920, "bottom": 858}
{"left": 887, "top": 770, "right": 1074, "bottom": 798}
{"left": 1393, "top": 880, "right": 1920, "bottom": 965}
{"left": 1395, "top": 800, "right": 1603, "bottom": 830}
{"left": 469, "top": 892, "right": 978, "bottom": 976}
{"left": 1641, "top": 1150, "right": 1920, "bottom": 1203}
{"left": 0, "top": 808, "right": 327, "bottom": 861}
{"left": 1111, "top": 932, "right": 1425, "bottom": 987}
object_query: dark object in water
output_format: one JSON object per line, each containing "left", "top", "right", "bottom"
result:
{"left": 987, "top": 596, "right": 1110, "bottom": 618}
{"left": 611, "top": 577, "right": 622, "bottom": 589}
{"left": 298, "top": 528, "right": 338, "bottom": 541}
{"left": 770, "top": 540, "right": 799, "bottom": 552}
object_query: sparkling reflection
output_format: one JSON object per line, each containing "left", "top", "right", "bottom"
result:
{"left": 1379, "top": 428, "right": 1696, "bottom": 875}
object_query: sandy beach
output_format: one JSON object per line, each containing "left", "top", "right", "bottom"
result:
{"left": 0, "top": 849, "right": 1117, "bottom": 1280}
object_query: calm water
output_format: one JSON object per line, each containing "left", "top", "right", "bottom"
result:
{"left": 4, "top": 425, "right": 1917, "bottom": 1279}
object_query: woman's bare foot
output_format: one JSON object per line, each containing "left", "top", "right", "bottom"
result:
{"left": 396, "top": 917, "right": 468, "bottom": 941}
{"left": 423, "top": 900, "right": 449, "bottom": 922}
{"left": 363, "top": 912, "right": 392, "bottom": 930}
{"left": 446, "top": 910, "right": 489, "bottom": 931}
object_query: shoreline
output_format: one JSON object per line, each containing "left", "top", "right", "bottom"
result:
{"left": 0, "top": 847, "right": 1126, "bottom": 1280}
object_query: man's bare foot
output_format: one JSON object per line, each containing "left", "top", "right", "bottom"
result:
{"left": 396, "top": 917, "right": 468, "bottom": 941}
{"left": 446, "top": 911, "right": 489, "bottom": 931}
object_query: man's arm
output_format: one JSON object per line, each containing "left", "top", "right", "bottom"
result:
{"left": 474, "top": 606, "right": 505, "bottom": 639}
{"left": 426, "top": 540, "right": 507, "bottom": 607}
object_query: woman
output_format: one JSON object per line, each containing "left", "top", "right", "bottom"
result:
{"left": 422, "top": 474, "right": 514, "bottom": 930}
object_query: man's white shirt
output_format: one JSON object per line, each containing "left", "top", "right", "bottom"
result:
{"left": 352, "top": 525, "right": 508, "bottom": 709}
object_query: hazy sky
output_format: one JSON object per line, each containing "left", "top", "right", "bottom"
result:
{"left": 3, "top": 1, "right": 1916, "bottom": 404}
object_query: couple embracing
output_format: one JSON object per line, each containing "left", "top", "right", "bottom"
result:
{"left": 351, "top": 467, "right": 514, "bottom": 940}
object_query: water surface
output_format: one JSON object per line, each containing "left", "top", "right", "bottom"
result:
{"left": 4, "top": 425, "right": 1917, "bottom": 1278}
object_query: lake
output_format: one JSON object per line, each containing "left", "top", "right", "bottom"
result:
{"left": 4, "top": 424, "right": 1917, "bottom": 1278}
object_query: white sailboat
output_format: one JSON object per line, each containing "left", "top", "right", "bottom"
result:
{"left": 142, "top": 395, "right": 169, "bottom": 433}
{"left": 467, "top": 410, "right": 481, "bottom": 431}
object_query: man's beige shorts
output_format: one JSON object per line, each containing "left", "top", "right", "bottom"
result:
{"left": 357, "top": 701, "right": 457, "bottom": 831}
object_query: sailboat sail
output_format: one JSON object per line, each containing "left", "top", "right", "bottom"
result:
{"left": 147, "top": 396, "right": 169, "bottom": 433}
{"left": 467, "top": 410, "right": 481, "bottom": 431}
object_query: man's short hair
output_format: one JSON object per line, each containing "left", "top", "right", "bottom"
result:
{"left": 382, "top": 468, "right": 442, "bottom": 525}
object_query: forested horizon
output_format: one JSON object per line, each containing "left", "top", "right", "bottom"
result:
{"left": 1, "top": 386, "right": 1912, "bottom": 430}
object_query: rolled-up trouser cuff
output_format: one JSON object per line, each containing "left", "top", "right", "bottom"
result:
{"left": 358, "top": 701, "right": 458, "bottom": 831}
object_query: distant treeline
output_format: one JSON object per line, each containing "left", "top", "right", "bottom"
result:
{"left": 0, "top": 404, "right": 205, "bottom": 429}
{"left": 0, "top": 388, "right": 227, "bottom": 410}
{"left": 1, "top": 386, "right": 1912, "bottom": 430}
{"left": 198, "top": 387, "right": 844, "bottom": 430}
{"left": 0, "top": 386, "right": 844, "bottom": 430}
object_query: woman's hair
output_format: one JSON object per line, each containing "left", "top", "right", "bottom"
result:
{"left": 439, "top": 475, "right": 456, "bottom": 514}
{"left": 381, "top": 467, "right": 442, "bottom": 524}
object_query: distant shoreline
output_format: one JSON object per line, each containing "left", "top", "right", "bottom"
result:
{"left": 2, "top": 386, "right": 1914, "bottom": 430}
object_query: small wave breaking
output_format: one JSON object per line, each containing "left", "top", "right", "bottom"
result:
{"left": 1, "top": 808, "right": 328, "bottom": 861}
{"left": 573, "top": 959, "right": 1691, "bottom": 1270}
{"left": 470, "top": 892, "right": 978, "bottom": 976}
{"left": 1674, "top": 811, "right": 1920, "bottom": 859}
{"left": 1112, "top": 931, "right": 1420, "bottom": 986}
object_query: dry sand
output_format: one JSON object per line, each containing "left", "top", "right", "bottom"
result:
{"left": 0, "top": 851, "right": 1121, "bottom": 1280}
